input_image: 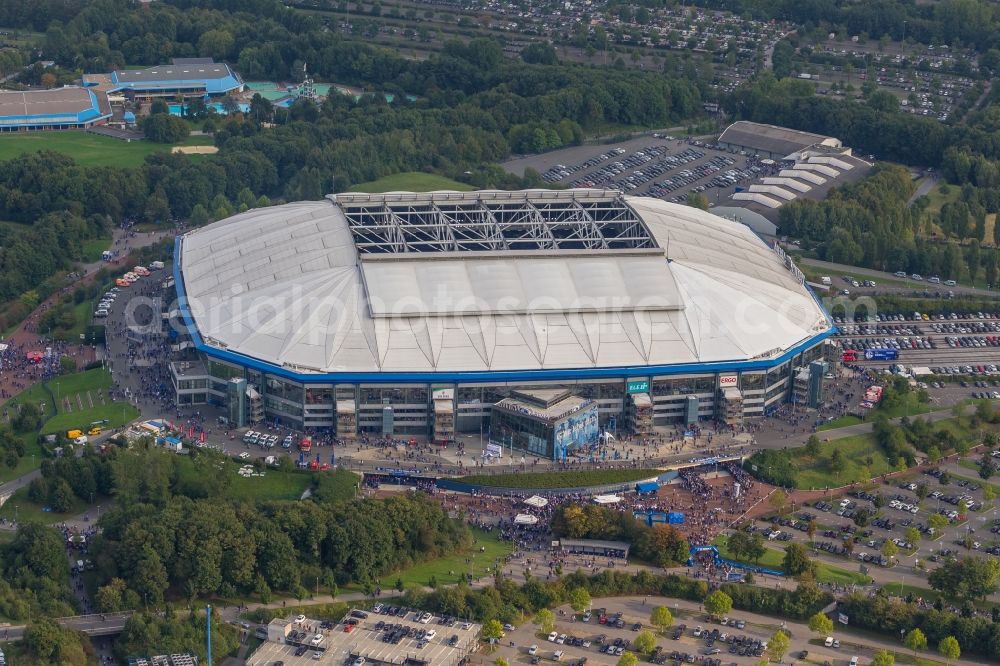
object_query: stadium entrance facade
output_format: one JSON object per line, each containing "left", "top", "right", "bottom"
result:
{"left": 169, "top": 190, "right": 834, "bottom": 451}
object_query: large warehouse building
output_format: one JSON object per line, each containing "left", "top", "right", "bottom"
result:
{"left": 83, "top": 58, "right": 243, "bottom": 99}
{"left": 170, "top": 189, "right": 833, "bottom": 454}
{"left": 0, "top": 87, "right": 111, "bottom": 132}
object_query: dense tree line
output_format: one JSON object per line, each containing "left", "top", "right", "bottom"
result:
{"left": 0, "top": 522, "right": 79, "bottom": 620}
{"left": 88, "top": 447, "right": 468, "bottom": 607}
{"left": 400, "top": 568, "right": 832, "bottom": 625}
{"left": 839, "top": 587, "right": 1000, "bottom": 661}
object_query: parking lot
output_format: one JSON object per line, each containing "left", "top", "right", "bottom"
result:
{"left": 502, "top": 137, "right": 769, "bottom": 207}
{"left": 747, "top": 459, "right": 1000, "bottom": 580}
{"left": 493, "top": 604, "right": 772, "bottom": 666}
{"left": 247, "top": 607, "right": 480, "bottom": 666}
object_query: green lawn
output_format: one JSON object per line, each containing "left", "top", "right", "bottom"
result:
{"left": 0, "top": 485, "right": 93, "bottom": 524}
{"left": 347, "top": 171, "right": 474, "bottom": 193}
{"left": 80, "top": 237, "right": 113, "bottom": 263}
{"left": 791, "top": 434, "right": 895, "bottom": 490}
{"left": 713, "top": 535, "right": 871, "bottom": 585}
{"left": 227, "top": 467, "right": 316, "bottom": 501}
{"left": 41, "top": 402, "right": 140, "bottom": 435}
{"left": 456, "top": 468, "right": 661, "bottom": 489}
{"left": 173, "top": 455, "right": 353, "bottom": 502}
{"left": 0, "top": 131, "right": 209, "bottom": 168}
{"left": 378, "top": 526, "right": 513, "bottom": 589}
{"left": 49, "top": 368, "right": 112, "bottom": 402}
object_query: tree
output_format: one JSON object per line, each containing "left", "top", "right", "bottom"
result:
{"left": 807, "top": 612, "right": 833, "bottom": 635}
{"left": 766, "top": 630, "right": 790, "bottom": 662}
{"left": 97, "top": 577, "right": 127, "bottom": 612}
{"left": 805, "top": 434, "right": 821, "bottom": 456}
{"left": 871, "top": 649, "right": 894, "bottom": 666}
{"left": 142, "top": 114, "right": 189, "bottom": 143}
{"left": 938, "top": 636, "right": 961, "bottom": 660}
{"left": 882, "top": 539, "right": 899, "bottom": 562}
{"left": 494, "top": 659, "right": 509, "bottom": 666}
{"left": 536, "top": 608, "right": 555, "bottom": 635}
{"left": 782, "top": 543, "right": 815, "bottom": 577}
{"left": 569, "top": 586, "right": 591, "bottom": 613}
{"left": 984, "top": 484, "right": 996, "bottom": 502}
{"left": 59, "top": 355, "right": 76, "bottom": 375}
{"left": 928, "top": 512, "right": 948, "bottom": 536}
{"left": 703, "top": 590, "right": 732, "bottom": 619}
{"left": 807, "top": 520, "right": 817, "bottom": 543}
{"left": 617, "top": 652, "right": 638, "bottom": 666}
{"left": 633, "top": 629, "right": 657, "bottom": 654}
{"left": 904, "top": 628, "right": 928, "bottom": 655}
{"left": 905, "top": 527, "right": 921, "bottom": 545}
{"left": 686, "top": 192, "right": 709, "bottom": 210}
{"left": 928, "top": 556, "right": 1000, "bottom": 601}
{"left": 979, "top": 455, "right": 995, "bottom": 480}
{"left": 769, "top": 489, "right": 788, "bottom": 514}
{"left": 482, "top": 619, "right": 504, "bottom": 641}
{"left": 650, "top": 606, "right": 673, "bottom": 633}
{"left": 190, "top": 204, "right": 210, "bottom": 226}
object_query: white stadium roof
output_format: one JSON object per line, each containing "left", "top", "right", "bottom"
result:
{"left": 177, "top": 190, "right": 829, "bottom": 375}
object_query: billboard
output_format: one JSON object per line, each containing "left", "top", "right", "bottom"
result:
{"left": 626, "top": 380, "right": 649, "bottom": 394}
{"left": 864, "top": 348, "right": 898, "bottom": 361}
{"left": 553, "top": 404, "right": 599, "bottom": 459}
{"left": 719, "top": 375, "right": 738, "bottom": 388}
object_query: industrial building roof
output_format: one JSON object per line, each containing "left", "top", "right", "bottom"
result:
{"left": 0, "top": 87, "right": 110, "bottom": 127}
{"left": 719, "top": 121, "right": 840, "bottom": 159}
{"left": 176, "top": 190, "right": 831, "bottom": 377}
{"left": 85, "top": 59, "right": 242, "bottom": 95}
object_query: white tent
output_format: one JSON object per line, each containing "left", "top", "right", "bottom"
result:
{"left": 523, "top": 495, "right": 549, "bottom": 508}
{"left": 592, "top": 494, "right": 622, "bottom": 505}
{"left": 514, "top": 514, "right": 539, "bottom": 525}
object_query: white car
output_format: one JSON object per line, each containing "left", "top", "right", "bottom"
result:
{"left": 547, "top": 631, "right": 558, "bottom": 642}
{"left": 425, "top": 630, "right": 436, "bottom": 640}
{"left": 94, "top": 309, "right": 109, "bottom": 317}
{"left": 239, "top": 452, "right": 250, "bottom": 460}
{"left": 295, "top": 614, "right": 306, "bottom": 623}
{"left": 310, "top": 634, "right": 323, "bottom": 646}
{"left": 556, "top": 634, "right": 566, "bottom": 644}
{"left": 528, "top": 645, "right": 538, "bottom": 655}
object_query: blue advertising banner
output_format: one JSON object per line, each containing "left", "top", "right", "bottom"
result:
{"left": 553, "top": 404, "right": 599, "bottom": 459}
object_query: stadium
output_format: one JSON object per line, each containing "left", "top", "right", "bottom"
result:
{"left": 170, "top": 189, "right": 834, "bottom": 455}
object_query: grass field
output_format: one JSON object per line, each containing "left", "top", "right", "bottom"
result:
{"left": 377, "top": 526, "right": 512, "bottom": 589}
{"left": 712, "top": 536, "right": 871, "bottom": 585}
{"left": 0, "top": 485, "right": 94, "bottom": 524}
{"left": 456, "top": 468, "right": 661, "bottom": 489}
{"left": 81, "top": 237, "right": 113, "bottom": 262}
{"left": 49, "top": 368, "right": 113, "bottom": 402}
{"left": 791, "top": 434, "right": 895, "bottom": 489}
{"left": 41, "top": 403, "right": 141, "bottom": 435}
{"left": 347, "top": 171, "right": 474, "bottom": 193}
{"left": 173, "top": 455, "right": 354, "bottom": 502}
{"left": 0, "top": 131, "right": 214, "bottom": 168}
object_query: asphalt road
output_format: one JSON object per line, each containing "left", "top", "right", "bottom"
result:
{"left": 802, "top": 257, "right": 995, "bottom": 297}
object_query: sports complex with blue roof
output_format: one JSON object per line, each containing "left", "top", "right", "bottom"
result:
{"left": 83, "top": 58, "right": 243, "bottom": 99}
{"left": 0, "top": 87, "right": 111, "bottom": 132}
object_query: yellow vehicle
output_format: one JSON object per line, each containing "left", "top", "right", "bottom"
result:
{"left": 67, "top": 429, "right": 83, "bottom": 439}
{"left": 87, "top": 426, "right": 103, "bottom": 436}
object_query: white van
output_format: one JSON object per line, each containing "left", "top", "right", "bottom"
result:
{"left": 824, "top": 637, "right": 834, "bottom": 647}
{"left": 553, "top": 651, "right": 564, "bottom": 662}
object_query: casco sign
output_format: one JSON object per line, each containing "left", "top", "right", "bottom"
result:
{"left": 719, "top": 375, "right": 738, "bottom": 388}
